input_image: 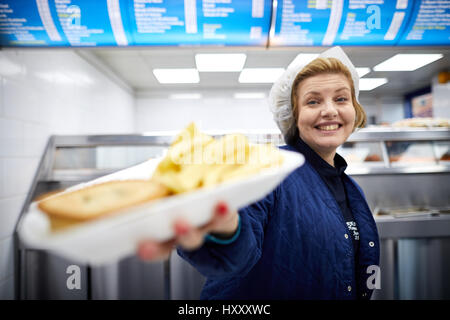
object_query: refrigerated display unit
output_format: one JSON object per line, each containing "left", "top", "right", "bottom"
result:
{"left": 14, "top": 127, "right": 450, "bottom": 299}
{"left": 338, "top": 127, "right": 450, "bottom": 299}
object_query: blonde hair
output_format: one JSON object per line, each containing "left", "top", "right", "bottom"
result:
{"left": 285, "top": 57, "right": 366, "bottom": 145}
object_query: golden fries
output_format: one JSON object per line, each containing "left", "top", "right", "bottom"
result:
{"left": 152, "top": 123, "right": 284, "bottom": 194}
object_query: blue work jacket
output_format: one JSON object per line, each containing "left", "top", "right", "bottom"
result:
{"left": 178, "top": 143, "right": 380, "bottom": 300}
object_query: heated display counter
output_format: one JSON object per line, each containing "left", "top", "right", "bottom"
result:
{"left": 14, "top": 128, "right": 450, "bottom": 299}
{"left": 340, "top": 127, "right": 450, "bottom": 299}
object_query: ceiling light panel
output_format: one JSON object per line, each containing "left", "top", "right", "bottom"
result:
{"left": 356, "top": 67, "right": 371, "bottom": 78}
{"left": 169, "top": 93, "right": 202, "bottom": 99}
{"left": 238, "top": 68, "right": 285, "bottom": 83}
{"left": 287, "top": 53, "right": 319, "bottom": 69}
{"left": 153, "top": 68, "right": 200, "bottom": 84}
{"left": 233, "top": 92, "right": 266, "bottom": 99}
{"left": 373, "top": 54, "right": 443, "bottom": 71}
{"left": 196, "top": 53, "right": 247, "bottom": 72}
{"left": 359, "top": 78, "right": 388, "bottom": 91}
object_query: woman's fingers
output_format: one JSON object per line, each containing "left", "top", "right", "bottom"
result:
{"left": 202, "top": 201, "right": 239, "bottom": 235}
{"left": 174, "top": 202, "right": 236, "bottom": 251}
{"left": 174, "top": 219, "right": 205, "bottom": 251}
{"left": 137, "top": 239, "right": 175, "bottom": 261}
{"left": 137, "top": 201, "right": 238, "bottom": 260}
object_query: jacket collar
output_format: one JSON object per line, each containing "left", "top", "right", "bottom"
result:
{"left": 290, "top": 136, "right": 347, "bottom": 177}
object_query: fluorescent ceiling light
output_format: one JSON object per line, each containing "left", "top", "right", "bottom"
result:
{"left": 287, "top": 53, "right": 319, "bottom": 69}
{"left": 196, "top": 53, "right": 246, "bottom": 72}
{"left": 289, "top": 55, "right": 371, "bottom": 78}
{"left": 239, "top": 68, "right": 285, "bottom": 83}
{"left": 359, "top": 78, "right": 388, "bottom": 91}
{"left": 356, "top": 67, "right": 371, "bottom": 78}
{"left": 373, "top": 54, "right": 443, "bottom": 71}
{"left": 233, "top": 92, "right": 266, "bottom": 99}
{"left": 153, "top": 68, "right": 199, "bottom": 84}
{"left": 169, "top": 93, "right": 202, "bottom": 99}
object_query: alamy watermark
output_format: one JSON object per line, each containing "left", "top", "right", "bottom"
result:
{"left": 168, "top": 131, "right": 282, "bottom": 167}
{"left": 366, "top": 264, "right": 381, "bottom": 290}
{"left": 66, "top": 5, "right": 81, "bottom": 30}
{"left": 66, "top": 264, "right": 81, "bottom": 290}
{"left": 367, "top": 5, "right": 381, "bottom": 30}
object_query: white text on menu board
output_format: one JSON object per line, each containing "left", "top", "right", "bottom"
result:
{"left": 134, "top": 0, "right": 184, "bottom": 34}
{"left": 280, "top": 0, "right": 314, "bottom": 45}
{"left": 202, "top": 0, "right": 264, "bottom": 39}
{"left": 55, "top": 0, "right": 104, "bottom": 46}
{"left": 203, "top": 0, "right": 265, "bottom": 40}
{"left": 203, "top": 0, "right": 234, "bottom": 39}
{"left": 133, "top": 0, "right": 265, "bottom": 41}
{"left": 0, "top": 3, "right": 45, "bottom": 44}
{"left": 340, "top": 0, "right": 374, "bottom": 40}
{"left": 406, "top": 0, "right": 449, "bottom": 40}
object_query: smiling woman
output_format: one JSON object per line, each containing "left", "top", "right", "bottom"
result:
{"left": 290, "top": 58, "right": 367, "bottom": 156}
{"left": 138, "top": 47, "right": 380, "bottom": 300}
{"left": 291, "top": 60, "right": 367, "bottom": 167}
{"left": 296, "top": 73, "right": 356, "bottom": 165}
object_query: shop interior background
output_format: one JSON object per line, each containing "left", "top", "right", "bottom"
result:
{"left": 0, "top": 0, "right": 449, "bottom": 300}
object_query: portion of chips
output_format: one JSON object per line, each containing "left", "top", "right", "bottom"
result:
{"left": 152, "top": 123, "right": 284, "bottom": 194}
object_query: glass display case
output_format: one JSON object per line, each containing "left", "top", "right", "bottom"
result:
{"left": 339, "top": 127, "right": 450, "bottom": 174}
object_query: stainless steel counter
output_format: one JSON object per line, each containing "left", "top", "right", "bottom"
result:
{"left": 372, "top": 214, "right": 450, "bottom": 300}
{"left": 376, "top": 215, "right": 450, "bottom": 239}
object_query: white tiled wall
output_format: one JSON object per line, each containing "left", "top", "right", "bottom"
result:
{"left": 360, "top": 96, "right": 405, "bottom": 124}
{"left": 135, "top": 94, "right": 280, "bottom": 133}
{"left": 0, "top": 49, "right": 135, "bottom": 299}
{"left": 135, "top": 93, "right": 406, "bottom": 133}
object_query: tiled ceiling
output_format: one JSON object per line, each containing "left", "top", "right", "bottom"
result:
{"left": 91, "top": 46, "right": 450, "bottom": 99}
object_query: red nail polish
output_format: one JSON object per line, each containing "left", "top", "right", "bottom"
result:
{"left": 216, "top": 202, "right": 228, "bottom": 216}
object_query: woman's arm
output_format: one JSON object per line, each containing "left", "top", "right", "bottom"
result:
{"left": 137, "top": 190, "right": 275, "bottom": 279}
{"left": 177, "top": 193, "right": 273, "bottom": 279}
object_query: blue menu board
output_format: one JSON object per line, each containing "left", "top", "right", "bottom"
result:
{"left": 270, "top": 0, "right": 333, "bottom": 46}
{"left": 270, "top": 0, "right": 450, "bottom": 46}
{"left": 398, "top": 0, "right": 450, "bottom": 45}
{"left": 0, "top": 0, "right": 272, "bottom": 47}
{"left": 333, "top": 0, "right": 414, "bottom": 45}
{"left": 0, "top": 0, "right": 448, "bottom": 47}
{"left": 0, "top": 0, "right": 60, "bottom": 46}
{"left": 47, "top": 0, "right": 125, "bottom": 46}
{"left": 123, "top": 0, "right": 272, "bottom": 46}
{"left": 271, "top": 0, "right": 416, "bottom": 46}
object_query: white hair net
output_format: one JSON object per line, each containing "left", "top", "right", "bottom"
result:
{"left": 269, "top": 46, "right": 360, "bottom": 143}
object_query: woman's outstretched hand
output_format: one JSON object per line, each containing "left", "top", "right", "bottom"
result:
{"left": 137, "top": 202, "right": 239, "bottom": 261}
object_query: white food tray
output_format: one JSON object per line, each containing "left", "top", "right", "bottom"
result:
{"left": 18, "top": 149, "right": 304, "bottom": 265}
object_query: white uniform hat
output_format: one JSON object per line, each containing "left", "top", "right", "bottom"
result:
{"left": 268, "top": 46, "right": 360, "bottom": 143}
